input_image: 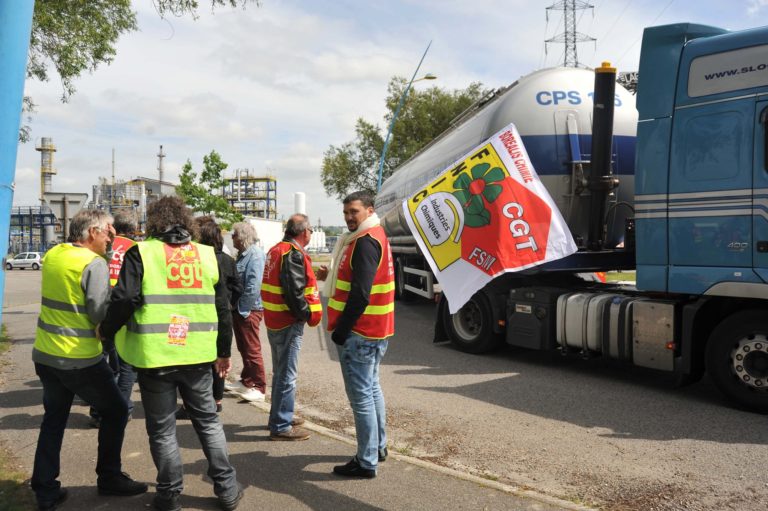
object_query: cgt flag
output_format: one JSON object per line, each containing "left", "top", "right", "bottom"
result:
{"left": 403, "top": 123, "right": 577, "bottom": 313}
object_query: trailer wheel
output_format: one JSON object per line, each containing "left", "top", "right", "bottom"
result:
{"left": 442, "top": 291, "right": 501, "bottom": 354}
{"left": 706, "top": 310, "right": 768, "bottom": 413}
{"left": 394, "top": 259, "right": 414, "bottom": 302}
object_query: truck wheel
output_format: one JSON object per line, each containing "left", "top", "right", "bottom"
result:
{"left": 706, "top": 310, "right": 768, "bottom": 413}
{"left": 394, "top": 260, "right": 414, "bottom": 302}
{"left": 443, "top": 291, "right": 501, "bottom": 354}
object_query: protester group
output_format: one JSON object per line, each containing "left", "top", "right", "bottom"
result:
{"left": 29, "top": 191, "right": 396, "bottom": 511}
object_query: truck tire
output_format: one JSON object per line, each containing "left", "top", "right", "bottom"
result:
{"left": 706, "top": 310, "right": 768, "bottom": 413}
{"left": 442, "top": 291, "right": 502, "bottom": 354}
{"left": 394, "top": 259, "right": 414, "bottom": 302}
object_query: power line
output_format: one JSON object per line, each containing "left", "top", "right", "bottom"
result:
{"left": 616, "top": 0, "right": 676, "bottom": 67}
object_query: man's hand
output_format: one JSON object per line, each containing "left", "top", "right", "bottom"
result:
{"left": 331, "top": 330, "right": 347, "bottom": 346}
{"left": 95, "top": 323, "right": 104, "bottom": 340}
{"left": 315, "top": 264, "right": 329, "bottom": 281}
{"left": 214, "top": 357, "right": 232, "bottom": 379}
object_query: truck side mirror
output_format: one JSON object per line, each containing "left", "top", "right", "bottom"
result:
{"left": 760, "top": 107, "right": 768, "bottom": 172}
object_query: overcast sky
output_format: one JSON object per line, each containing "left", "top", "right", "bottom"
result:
{"left": 12, "top": 0, "right": 768, "bottom": 226}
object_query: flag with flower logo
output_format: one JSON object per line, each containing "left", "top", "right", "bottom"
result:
{"left": 402, "top": 123, "right": 577, "bottom": 313}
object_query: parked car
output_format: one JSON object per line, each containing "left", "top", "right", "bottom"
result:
{"left": 6, "top": 252, "right": 43, "bottom": 270}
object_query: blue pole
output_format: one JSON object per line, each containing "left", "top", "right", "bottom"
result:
{"left": 0, "top": 2, "right": 36, "bottom": 324}
{"left": 376, "top": 41, "right": 432, "bottom": 193}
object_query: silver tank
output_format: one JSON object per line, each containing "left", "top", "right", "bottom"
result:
{"left": 376, "top": 67, "right": 638, "bottom": 248}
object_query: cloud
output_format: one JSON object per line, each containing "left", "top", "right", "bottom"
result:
{"left": 748, "top": 0, "right": 768, "bottom": 15}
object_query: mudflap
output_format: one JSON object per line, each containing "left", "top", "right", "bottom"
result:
{"left": 434, "top": 294, "right": 449, "bottom": 343}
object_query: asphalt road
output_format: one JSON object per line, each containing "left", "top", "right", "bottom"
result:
{"left": 4, "top": 269, "right": 768, "bottom": 510}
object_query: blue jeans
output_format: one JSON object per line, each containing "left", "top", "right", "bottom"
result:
{"left": 91, "top": 347, "right": 137, "bottom": 419}
{"left": 137, "top": 367, "right": 238, "bottom": 499}
{"left": 32, "top": 360, "right": 128, "bottom": 505}
{"left": 336, "top": 334, "right": 388, "bottom": 471}
{"left": 267, "top": 323, "right": 304, "bottom": 434}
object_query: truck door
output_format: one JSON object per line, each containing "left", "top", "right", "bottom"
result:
{"left": 754, "top": 100, "right": 768, "bottom": 278}
{"left": 667, "top": 97, "right": 754, "bottom": 293}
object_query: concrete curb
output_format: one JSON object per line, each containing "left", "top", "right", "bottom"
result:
{"left": 236, "top": 394, "right": 595, "bottom": 511}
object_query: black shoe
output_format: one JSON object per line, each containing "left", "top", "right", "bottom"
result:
{"left": 38, "top": 488, "right": 68, "bottom": 511}
{"left": 333, "top": 457, "right": 376, "bottom": 478}
{"left": 97, "top": 472, "right": 148, "bottom": 496}
{"left": 153, "top": 492, "right": 182, "bottom": 511}
{"left": 379, "top": 447, "right": 388, "bottom": 462}
{"left": 175, "top": 406, "right": 190, "bottom": 420}
{"left": 219, "top": 488, "right": 243, "bottom": 511}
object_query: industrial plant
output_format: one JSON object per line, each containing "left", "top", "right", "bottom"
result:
{"left": 9, "top": 141, "right": 282, "bottom": 254}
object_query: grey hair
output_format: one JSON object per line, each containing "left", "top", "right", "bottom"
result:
{"left": 285, "top": 214, "right": 310, "bottom": 237}
{"left": 68, "top": 209, "right": 114, "bottom": 243}
{"left": 231, "top": 222, "right": 258, "bottom": 248}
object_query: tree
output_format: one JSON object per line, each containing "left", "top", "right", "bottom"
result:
{"left": 20, "top": 0, "right": 258, "bottom": 142}
{"left": 321, "top": 77, "right": 487, "bottom": 201}
{"left": 176, "top": 150, "right": 242, "bottom": 226}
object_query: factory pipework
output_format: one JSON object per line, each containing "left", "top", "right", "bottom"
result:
{"left": 36, "top": 137, "right": 57, "bottom": 199}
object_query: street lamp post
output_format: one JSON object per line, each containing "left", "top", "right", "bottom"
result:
{"left": 376, "top": 41, "right": 437, "bottom": 192}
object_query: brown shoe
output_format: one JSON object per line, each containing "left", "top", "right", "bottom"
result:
{"left": 291, "top": 416, "right": 305, "bottom": 426}
{"left": 270, "top": 426, "right": 310, "bottom": 441}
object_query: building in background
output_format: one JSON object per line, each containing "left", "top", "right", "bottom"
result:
{"left": 222, "top": 170, "right": 277, "bottom": 219}
{"left": 9, "top": 144, "right": 176, "bottom": 254}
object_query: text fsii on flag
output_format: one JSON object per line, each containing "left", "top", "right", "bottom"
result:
{"left": 403, "top": 123, "right": 577, "bottom": 313}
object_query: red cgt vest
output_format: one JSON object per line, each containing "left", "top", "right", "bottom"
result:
{"left": 262, "top": 239, "right": 322, "bottom": 330}
{"left": 327, "top": 225, "right": 395, "bottom": 339}
{"left": 109, "top": 235, "right": 136, "bottom": 287}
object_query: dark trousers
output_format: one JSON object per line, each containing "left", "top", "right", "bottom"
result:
{"left": 90, "top": 347, "right": 137, "bottom": 419}
{"left": 32, "top": 360, "right": 128, "bottom": 504}
{"left": 138, "top": 368, "right": 238, "bottom": 498}
{"left": 212, "top": 365, "right": 224, "bottom": 402}
{"left": 232, "top": 311, "right": 266, "bottom": 392}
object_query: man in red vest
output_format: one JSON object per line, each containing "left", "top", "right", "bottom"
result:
{"left": 262, "top": 214, "right": 323, "bottom": 441}
{"left": 325, "top": 191, "right": 395, "bottom": 478}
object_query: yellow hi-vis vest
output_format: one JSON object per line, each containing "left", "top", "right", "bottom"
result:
{"left": 116, "top": 239, "right": 219, "bottom": 369}
{"left": 34, "top": 244, "right": 104, "bottom": 359}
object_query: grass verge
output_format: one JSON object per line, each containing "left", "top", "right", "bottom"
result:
{"left": 0, "top": 325, "right": 35, "bottom": 510}
{"left": 0, "top": 444, "right": 35, "bottom": 511}
{"left": 605, "top": 271, "right": 636, "bottom": 282}
{"left": 0, "top": 324, "right": 10, "bottom": 355}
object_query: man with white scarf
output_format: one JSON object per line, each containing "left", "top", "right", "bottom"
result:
{"left": 324, "top": 191, "right": 395, "bottom": 479}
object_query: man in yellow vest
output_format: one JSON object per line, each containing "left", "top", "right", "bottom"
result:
{"left": 325, "top": 191, "right": 395, "bottom": 478}
{"left": 32, "top": 209, "right": 148, "bottom": 511}
{"left": 98, "top": 197, "right": 241, "bottom": 511}
{"left": 262, "top": 214, "right": 323, "bottom": 441}
{"left": 89, "top": 210, "right": 138, "bottom": 428}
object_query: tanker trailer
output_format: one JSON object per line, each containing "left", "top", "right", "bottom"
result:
{"left": 375, "top": 66, "right": 638, "bottom": 352}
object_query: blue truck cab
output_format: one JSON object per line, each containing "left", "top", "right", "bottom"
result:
{"left": 631, "top": 23, "right": 768, "bottom": 410}
{"left": 636, "top": 23, "right": 768, "bottom": 296}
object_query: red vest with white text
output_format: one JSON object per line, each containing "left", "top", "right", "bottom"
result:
{"left": 109, "top": 235, "right": 135, "bottom": 287}
{"left": 262, "top": 239, "right": 322, "bottom": 330}
{"left": 326, "top": 225, "right": 395, "bottom": 339}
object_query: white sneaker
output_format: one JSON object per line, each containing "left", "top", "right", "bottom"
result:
{"left": 239, "top": 387, "right": 266, "bottom": 402}
{"left": 225, "top": 381, "right": 247, "bottom": 393}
